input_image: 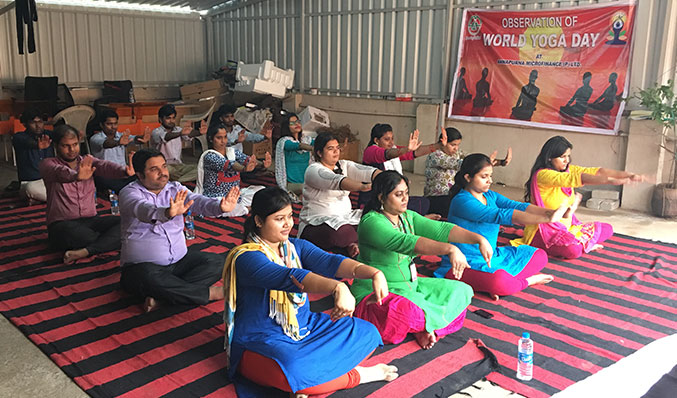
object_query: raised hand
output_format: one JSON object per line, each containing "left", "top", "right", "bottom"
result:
{"left": 181, "top": 122, "right": 193, "bottom": 136}
{"left": 245, "top": 155, "right": 257, "bottom": 172}
{"left": 137, "top": 126, "right": 151, "bottom": 143}
{"left": 119, "top": 129, "right": 132, "bottom": 146}
{"left": 439, "top": 127, "right": 448, "bottom": 147}
{"left": 407, "top": 129, "right": 422, "bottom": 152}
{"left": 262, "top": 122, "right": 273, "bottom": 139}
{"left": 167, "top": 190, "right": 194, "bottom": 218}
{"left": 503, "top": 147, "right": 513, "bottom": 166}
{"left": 199, "top": 120, "right": 208, "bottom": 135}
{"left": 37, "top": 134, "right": 52, "bottom": 150}
{"left": 77, "top": 155, "right": 96, "bottom": 181}
{"left": 549, "top": 203, "right": 569, "bottom": 223}
{"left": 262, "top": 152, "right": 272, "bottom": 168}
{"left": 489, "top": 150, "right": 499, "bottom": 165}
{"left": 126, "top": 152, "right": 136, "bottom": 176}
{"left": 220, "top": 186, "right": 240, "bottom": 213}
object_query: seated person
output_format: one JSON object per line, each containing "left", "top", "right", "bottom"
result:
{"left": 299, "top": 132, "right": 380, "bottom": 258}
{"left": 439, "top": 154, "right": 567, "bottom": 299}
{"left": 12, "top": 107, "right": 53, "bottom": 203}
{"left": 424, "top": 128, "right": 512, "bottom": 216}
{"left": 275, "top": 112, "right": 313, "bottom": 199}
{"left": 353, "top": 171, "right": 488, "bottom": 350}
{"left": 360, "top": 123, "right": 452, "bottom": 215}
{"left": 119, "top": 148, "right": 240, "bottom": 312}
{"left": 223, "top": 186, "right": 398, "bottom": 396}
{"left": 212, "top": 104, "right": 270, "bottom": 152}
{"left": 40, "top": 124, "right": 132, "bottom": 264}
{"left": 89, "top": 108, "right": 149, "bottom": 193}
{"left": 194, "top": 123, "right": 271, "bottom": 217}
{"left": 150, "top": 104, "right": 206, "bottom": 182}
{"left": 512, "top": 136, "right": 644, "bottom": 258}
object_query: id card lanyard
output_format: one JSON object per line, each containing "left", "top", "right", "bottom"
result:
{"left": 395, "top": 215, "right": 417, "bottom": 283}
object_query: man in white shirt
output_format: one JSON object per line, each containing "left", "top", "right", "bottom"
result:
{"left": 150, "top": 104, "right": 206, "bottom": 182}
{"left": 90, "top": 108, "right": 149, "bottom": 192}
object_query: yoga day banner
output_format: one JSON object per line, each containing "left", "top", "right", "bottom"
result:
{"left": 448, "top": 2, "right": 636, "bottom": 135}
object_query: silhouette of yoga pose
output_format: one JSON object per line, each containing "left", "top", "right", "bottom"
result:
{"left": 455, "top": 67, "right": 472, "bottom": 100}
{"left": 589, "top": 73, "right": 618, "bottom": 112}
{"left": 473, "top": 68, "right": 493, "bottom": 108}
{"left": 511, "top": 70, "right": 540, "bottom": 120}
{"left": 560, "top": 72, "right": 593, "bottom": 118}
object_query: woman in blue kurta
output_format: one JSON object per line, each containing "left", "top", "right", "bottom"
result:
{"left": 223, "top": 187, "right": 398, "bottom": 397}
{"left": 437, "top": 153, "right": 566, "bottom": 299}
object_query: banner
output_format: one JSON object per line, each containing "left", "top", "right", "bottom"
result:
{"left": 448, "top": 2, "right": 636, "bottom": 135}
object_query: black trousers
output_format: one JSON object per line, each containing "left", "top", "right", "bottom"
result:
{"left": 47, "top": 216, "right": 121, "bottom": 255}
{"left": 427, "top": 195, "right": 453, "bottom": 218}
{"left": 120, "top": 247, "right": 224, "bottom": 305}
{"left": 94, "top": 175, "right": 137, "bottom": 195}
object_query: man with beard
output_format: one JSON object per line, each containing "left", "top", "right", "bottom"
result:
{"left": 212, "top": 104, "right": 270, "bottom": 152}
{"left": 118, "top": 148, "right": 240, "bottom": 312}
{"left": 150, "top": 104, "right": 206, "bottom": 182}
{"left": 40, "top": 124, "right": 133, "bottom": 264}
{"left": 12, "top": 107, "right": 53, "bottom": 203}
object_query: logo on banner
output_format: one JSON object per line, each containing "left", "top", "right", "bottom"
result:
{"left": 606, "top": 11, "right": 627, "bottom": 45}
{"left": 468, "top": 15, "right": 482, "bottom": 36}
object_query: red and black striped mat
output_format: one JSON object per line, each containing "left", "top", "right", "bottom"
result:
{"left": 1, "top": 173, "right": 675, "bottom": 397}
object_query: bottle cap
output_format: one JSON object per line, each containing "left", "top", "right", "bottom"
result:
{"left": 522, "top": 332, "right": 530, "bottom": 339}
{"left": 187, "top": 210, "right": 192, "bottom": 215}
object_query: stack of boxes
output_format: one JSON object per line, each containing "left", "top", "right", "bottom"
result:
{"left": 586, "top": 189, "right": 620, "bottom": 211}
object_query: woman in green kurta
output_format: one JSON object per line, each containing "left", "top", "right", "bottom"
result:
{"left": 352, "top": 170, "right": 493, "bottom": 349}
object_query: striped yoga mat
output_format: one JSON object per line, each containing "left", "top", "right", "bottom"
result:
{"left": 0, "top": 185, "right": 496, "bottom": 398}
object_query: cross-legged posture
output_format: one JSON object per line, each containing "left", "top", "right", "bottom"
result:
{"left": 119, "top": 148, "right": 239, "bottom": 312}
{"left": 353, "top": 171, "right": 487, "bottom": 350}
{"left": 512, "top": 136, "right": 646, "bottom": 259}
{"left": 299, "top": 132, "right": 380, "bottom": 258}
{"left": 150, "top": 104, "right": 206, "bottom": 182}
{"left": 224, "top": 187, "right": 398, "bottom": 396}
{"left": 40, "top": 124, "right": 131, "bottom": 264}
{"left": 439, "top": 154, "right": 568, "bottom": 300}
{"left": 12, "top": 107, "right": 53, "bottom": 203}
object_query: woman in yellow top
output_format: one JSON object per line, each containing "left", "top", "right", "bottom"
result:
{"left": 512, "top": 136, "right": 644, "bottom": 259}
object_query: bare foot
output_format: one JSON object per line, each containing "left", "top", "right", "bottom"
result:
{"left": 355, "top": 363, "right": 399, "bottom": 384}
{"left": 591, "top": 244, "right": 604, "bottom": 252}
{"left": 526, "top": 273, "right": 554, "bottom": 286}
{"left": 209, "top": 285, "right": 225, "bottom": 301}
{"left": 290, "top": 394, "right": 307, "bottom": 398}
{"left": 414, "top": 331, "right": 437, "bottom": 350}
{"left": 490, "top": 293, "right": 500, "bottom": 301}
{"left": 347, "top": 243, "right": 360, "bottom": 258}
{"left": 63, "top": 248, "right": 89, "bottom": 264}
{"left": 143, "top": 297, "right": 160, "bottom": 312}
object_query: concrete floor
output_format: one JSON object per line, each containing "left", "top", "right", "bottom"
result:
{"left": 0, "top": 160, "right": 674, "bottom": 398}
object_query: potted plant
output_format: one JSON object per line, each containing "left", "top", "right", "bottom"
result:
{"left": 635, "top": 80, "right": 677, "bottom": 217}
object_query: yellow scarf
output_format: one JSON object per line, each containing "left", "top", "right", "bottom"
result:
{"left": 222, "top": 235, "right": 307, "bottom": 366}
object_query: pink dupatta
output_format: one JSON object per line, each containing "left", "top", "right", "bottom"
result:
{"left": 530, "top": 169, "right": 599, "bottom": 252}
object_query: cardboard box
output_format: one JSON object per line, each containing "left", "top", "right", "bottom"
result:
{"left": 298, "top": 106, "right": 330, "bottom": 131}
{"left": 118, "top": 116, "right": 136, "bottom": 125}
{"left": 339, "top": 140, "right": 360, "bottom": 162}
{"left": 180, "top": 80, "right": 227, "bottom": 101}
{"left": 242, "top": 139, "right": 272, "bottom": 159}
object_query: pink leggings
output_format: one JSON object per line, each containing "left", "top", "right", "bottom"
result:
{"left": 531, "top": 222, "right": 614, "bottom": 259}
{"left": 448, "top": 249, "right": 548, "bottom": 297}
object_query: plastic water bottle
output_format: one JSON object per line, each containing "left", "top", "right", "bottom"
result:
{"left": 184, "top": 210, "right": 196, "bottom": 240}
{"left": 109, "top": 190, "right": 119, "bottom": 215}
{"left": 517, "top": 332, "right": 533, "bottom": 381}
{"left": 128, "top": 88, "right": 135, "bottom": 103}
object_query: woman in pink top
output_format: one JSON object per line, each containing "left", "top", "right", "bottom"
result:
{"left": 359, "top": 123, "right": 452, "bottom": 216}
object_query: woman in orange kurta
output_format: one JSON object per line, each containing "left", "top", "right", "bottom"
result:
{"left": 511, "top": 136, "right": 644, "bottom": 259}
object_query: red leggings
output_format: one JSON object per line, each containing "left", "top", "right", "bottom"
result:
{"left": 449, "top": 248, "right": 548, "bottom": 296}
{"left": 238, "top": 350, "right": 367, "bottom": 394}
{"left": 532, "top": 222, "right": 614, "bottom": 259}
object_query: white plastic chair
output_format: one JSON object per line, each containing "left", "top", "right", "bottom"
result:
{"left": 52, "top": 105, "right": 96, "bottom": 154}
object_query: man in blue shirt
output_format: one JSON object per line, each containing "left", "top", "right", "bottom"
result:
{"left": 12, "top": 108, "right": 53, "bottom": 203}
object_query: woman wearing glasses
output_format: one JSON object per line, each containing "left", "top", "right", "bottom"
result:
{"left": 298, "top": 132, "right": 381, "bottom": 258}
{"left": 275, "top": 113, "right": 314, "bottom": 200}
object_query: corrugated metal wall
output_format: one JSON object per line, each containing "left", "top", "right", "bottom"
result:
{"left": 208, "top": 0, "right": 449, "bottom": 99}
{"left": 209, "top": 0, "right": 675, "bottom": 103}
{"left": 0, "top": 3, "right": 207, "bottom": 86}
